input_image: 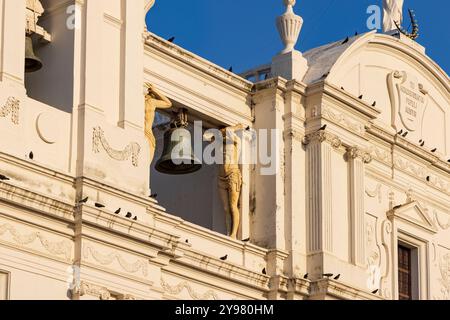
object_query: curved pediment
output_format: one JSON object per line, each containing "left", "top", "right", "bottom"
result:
{"left": 303, "top": 32, "right": 450, "bottom": 157}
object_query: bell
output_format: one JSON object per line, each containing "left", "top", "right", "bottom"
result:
{"left": 25, "top": 35, "right": 43, "bottom": 73}
{"left": 156, "top": 127, "right": 202, "bottom": 175}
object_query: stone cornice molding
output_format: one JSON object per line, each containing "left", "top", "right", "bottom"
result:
{"left": 309, "top": 279, "right": 384, "bottom": 300}
{"left": 145, "top": 33, "right": 253, "bottom": 92}
{"left": 306, "top": 82, "right": 381, "bottom": 120}
{"left": 367, "top": 123, "right": 450, "bottom": 175}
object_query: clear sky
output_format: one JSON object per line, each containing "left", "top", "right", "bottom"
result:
{"left": 146, "top": 0, "right": 449, "bottom": 75}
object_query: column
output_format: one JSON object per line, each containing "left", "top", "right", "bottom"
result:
{"left": 347, "top": 146, "right": 372, "bottom": 266}
{"left": 0, "top": 0, "right": 26, "bottom": 87}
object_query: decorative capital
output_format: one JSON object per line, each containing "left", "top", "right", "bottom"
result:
{"left": 346, "top": 146, "right": 372, "bottom": 164}
{"left": 302, "top": 131, "right": 342, "bottom": 150}
{"left": 276, "top": 0, "right": 303, "bottom": 54}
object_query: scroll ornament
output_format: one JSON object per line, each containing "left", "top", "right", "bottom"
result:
{"left": 92, "top": 126, "right": 141, "bottom": 167}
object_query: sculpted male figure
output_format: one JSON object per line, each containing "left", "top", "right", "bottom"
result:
{"left": 144, "top": 83, "right": 172, "bottom": 162}
{"left": 218, "top": 124, "right": 245, "bottom": 239}
{"left": 383, "top": 0, "right": 404, "bottom": 32}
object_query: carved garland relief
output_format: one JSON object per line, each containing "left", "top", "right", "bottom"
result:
{"left": 92, "top": 126, "right": 141, "bottom": 167}
{"left": 83, "top": 244, "right": 148, "bottom": 277}
{"left": 160, "top": 278, "right": 219, "bottom": 300}
{"left": 0, "top": 223, "right": 72, "bottom": 261}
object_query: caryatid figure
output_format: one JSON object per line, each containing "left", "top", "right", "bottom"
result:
{"left": 218, "top": 124, "right": 246, "bottom": 239}
{"left": 144, "top": 83, "right": 172, "bottom": 163}
{"left": 383, "top": 0, "right": 404, "bottom": 33}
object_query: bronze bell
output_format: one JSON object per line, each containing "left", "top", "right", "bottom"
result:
{"left": 155, "top": 110, "right": 202, "bottom": 175}
{"left": 25, "top": 35, "right": 43, "bottom": 73}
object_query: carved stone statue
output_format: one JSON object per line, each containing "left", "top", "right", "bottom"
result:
{"left": 383, "top": 0, "right": 404, "bottom": 33}
{"left": 144, "top": 83, "right": 172, "bottom": 162}
{"left": 218, "top": 124, "right": 245, "bottom": 239}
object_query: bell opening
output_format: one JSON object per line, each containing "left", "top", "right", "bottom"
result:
{"left": 25, "top": 36, "right": 43, "bottom": 73}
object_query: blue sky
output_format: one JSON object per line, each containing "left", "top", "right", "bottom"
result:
{"left": 146, "top": 0, "right": 449, "bottom": 75}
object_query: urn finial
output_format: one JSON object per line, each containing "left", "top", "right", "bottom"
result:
{"left": 277, "top": 0, "right": 303, "bottom": 54}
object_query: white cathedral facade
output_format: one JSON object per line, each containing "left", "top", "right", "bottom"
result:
{"left": 0, "top": 0, "right": 449, "bottom": 300}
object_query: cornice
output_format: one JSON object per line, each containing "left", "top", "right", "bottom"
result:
{"left": 145, "top": 32, "right": 253, "bottom": 93}
{"left": 309, "top": 279, "right": 384, "bottom": 300}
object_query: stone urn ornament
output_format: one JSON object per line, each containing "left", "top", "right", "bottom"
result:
{"left": 276, "top": 0, "right": 303, "bottom": 54}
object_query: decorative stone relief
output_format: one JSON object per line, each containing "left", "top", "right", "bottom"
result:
{"left": 365, "top": 183, "right": 382, "bottom": 203}
{"left": 366, "top": 146, "right": 392, "bottom": 165}
{"left": 160, "top": 278, "right": 219, "bottom": 300}
{"left": 346, "top": 146, "right": 372, "bottom": 164}
{"left": 434, "top": 211, "right": 450, "bottom": 230}
{"left": 380, "top": 219, "right": 393, "bottom": 299}
{"left": 393, "top": 155, "right": 427, "bottom": 180}
{"left": 73, "top": 281, "right": 111, "bottom": 300}
{"left": 92, "top": 126, "right": 141, "bottom": 167}
{"left": 83, "top": 244, "right": 148, "bottom": 276}
{"left": 0, "top": 97, "right": 20, "bottom": 125}
{"left": 438, "top": 253, "right": 450, "bottom": 300}
{"left": 387, "top": 70, "right": 428, "bottom": 133}
{"left": 0, "top": 223, "right": 72, "bottom": 261}
{"left": 365, "top": 215, "right": 381, "bottom": 292}
{"left": 321, "top": 105, "right": 365, "bottom": 136}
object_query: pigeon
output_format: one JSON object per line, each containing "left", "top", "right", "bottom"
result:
{"left": 185, "top": 239, "right": 189, "bottom": 244}
{"left": 355, "top": 31, "right": 358, "bottom": 36}
{"left": 242, "top": 238, "right": 250, "bottom": 242}
{"left": 431, "top": 148, "right": 437, "bottom": 153}
{"left": 29, "top": 152, "right": 34, "bottom": 160}
{"left": 398, "top": 129, "right": 403, "bottom": 135}
{"left": 372, "top": 101, "right": 377, "bottom": 107}
{"left": 126, "top": 212, "right": 133, "bottom": 218}
{"left": 95, "top": 203, "right": 105, "bottom": 208}
{"left": 133, "top": 216, "right": 138, "bottom": 221}
{"left": 358, "top": 95, "right": 363, "bottom": 99}
{"left": 448, "top": 159, "right": 450, "bottom": 163}
{"left": 334, "top": 274, "right": 341, "bottom": 280}
{"left": 322, "top": 72, "right": 330, "bottom": 78}
{"left": 341, "top": 87, "right": 345, "bottom": 91}
{"left": 220, "top": 255, "right": 228, "bottom": 261}
{"left": 420, "top": 141, "right": 425, "bottom": 147}
{"left": 402, "top": 131, "right": 408, "bottom": 137}
{"left": 167, "top": 37, "right": 175, "bottom": 43}
{"left": 114, "top": 208, "right": 121, "bottom": 214}
{"left": 342, "top": 37, "right": 349, "bottom": 44}
{"left": 149, "top": 194, "right": 158, "bottom": 199}
{"left": 264, "top": 73, "right": 268, "bottom": 80}
{"left": 426, "top": 176, "right": 430, "bottom": 182}
{"left": 393, "top": 205, "right": 402, "bottom": 210}
{"left": 419, "top": 140, "right": 423, "bottom": 143}
{"left": 262, "top": 268, "right": 267, "bottom": 275}
{"left": 228, "top": 66, "right": 233, "bottom": 72}
{"left": 303, "top": 273, "right": 309, "bottom": 280}
{"left": 0, "top": 174, "right": 10, "bottom": 181}
{"left": 372, "top": 289, "right": 379, "bottom": 294}
{"left": 79, "top": 197, "right": 89, "bottom": 204}
{"left": 319, "top": 124, "right": 327, "bottom": 131}
{"left": 323, "top": 273, "right": 334, "bottom": 278}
